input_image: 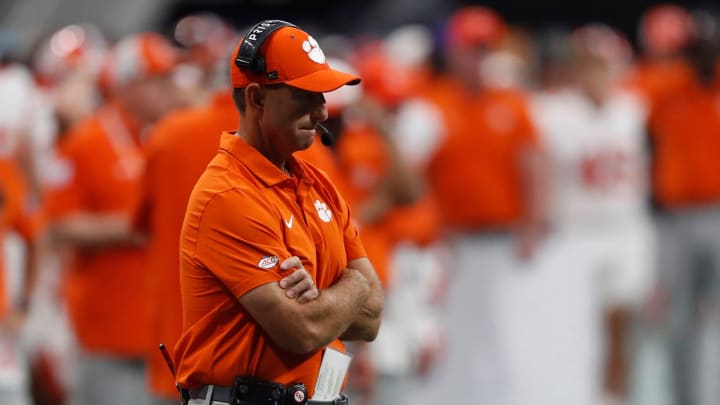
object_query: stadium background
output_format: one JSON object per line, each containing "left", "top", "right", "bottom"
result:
{"left": 0, "top": 0, "right": 711, "bottom": 59}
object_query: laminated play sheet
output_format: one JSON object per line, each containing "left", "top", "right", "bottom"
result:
{"left": 312, "top": 347, "right": 352, "bottom": 401}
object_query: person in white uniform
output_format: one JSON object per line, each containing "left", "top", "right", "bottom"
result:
{"left": 497, "top": 25, "right": 656, "bottom": 405}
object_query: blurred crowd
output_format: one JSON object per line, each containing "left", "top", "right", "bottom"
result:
{"left": 1, "top": 2, "right": 720, "bottom": 405}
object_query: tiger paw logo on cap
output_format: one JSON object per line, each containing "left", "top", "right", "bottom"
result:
{"left": 302, "top": 36, "right": 326, "bottom": 64}
{"left": 314, "top": 200, "right": 332, "bottom": 222}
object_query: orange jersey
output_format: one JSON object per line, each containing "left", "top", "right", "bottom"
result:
{"left": 418, "top": 77, "right": 538, "bottom": 230}
{"left": 334, "top": 125, "right": 440, "bottom": 245}
{"left": 43, "top": 103, "right": 148, "bottom": 356}
{"left": 134, "top": 91, "right": 237, "bottom": 398}
{"left": 649, "top": 81, "right": 720, "bottom": 207}
{"left": 625, "top": 58, "right": 694, "bottom": 114}
{"left": 334, "top": 125, "right": 389, "bottom": 205}
{"left": 175, "top": 132, "right": 366, "bottom": 393}
{"left": 383, "top": 195, "right": 441, "bottom": 247}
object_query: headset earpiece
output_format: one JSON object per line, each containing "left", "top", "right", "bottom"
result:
{"left": 235, "top": 19, "right": 297, "bottom": 76}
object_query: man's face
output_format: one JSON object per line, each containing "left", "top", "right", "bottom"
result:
{"left": 260, "top": 84, "right": 328, "bottom": 154}
{"left": 573, "top": 56, "right": 614, "bottom": 99}
{"left": 447, "top": 44, "right": 489, "bottom": 88}
{"left": 122, "top": 73, "right": 187, "bottom": 124}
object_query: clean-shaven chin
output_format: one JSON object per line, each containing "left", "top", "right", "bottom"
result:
{"left": 297, "top": 128, "right": 317, "bottom": 141}
{"left": 295, "top": 129, "right": 316, "bottom": 150}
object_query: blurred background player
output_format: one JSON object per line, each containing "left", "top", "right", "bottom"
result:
{"left": 351, "top": 37, "right": 448, "bottom": 405}
{"left": 41, "top": 32, "right": 186, "bottom": 405}
{"left": 392, "top": 6, "right": 547, "bottom": 404}
{"left": 648, "top": 9, "right": 720, "bottom": 405}
{"left": 525, "top": 24, "right": 655, "bottom": 405}
{"left": 21, "top": 25, "right": 109, "bottom": 405}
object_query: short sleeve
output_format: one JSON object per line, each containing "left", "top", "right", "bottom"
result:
{"left": 192, "top": 188, "right": 291, "bottom": 298}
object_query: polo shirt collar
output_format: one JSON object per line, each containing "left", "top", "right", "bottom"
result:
{"left": 219, "top": 132, "right": 311, "bottom": 187}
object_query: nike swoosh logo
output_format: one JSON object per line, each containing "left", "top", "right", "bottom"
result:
{"left": 284, "top": 215, "right": 294, "bottom": 229}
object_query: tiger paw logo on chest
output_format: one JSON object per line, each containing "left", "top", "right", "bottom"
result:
{"left": 314, "top": 200, "right": 332, "bottom": 222}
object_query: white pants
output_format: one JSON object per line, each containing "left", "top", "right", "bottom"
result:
{"left": 0, "top": 335, "right": 31, "bottom": 405}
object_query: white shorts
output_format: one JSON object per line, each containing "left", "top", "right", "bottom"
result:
{"left": 579, "top": 219, "right": 656, "bottom": 308}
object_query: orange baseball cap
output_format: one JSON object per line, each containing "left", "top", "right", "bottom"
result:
{"left": 100, "top": 32, "right": 179, "bottom": 90}
{"left": 352, "top": 41, "right": 422, "bottom": 107}
{"left": 230, "top": 22, "right": 360, "bottom": 92}
{"left": 446, "top": 6, "right": 506, "bottom": 48}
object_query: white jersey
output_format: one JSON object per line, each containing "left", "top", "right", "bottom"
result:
{"left": 531, "top": 88, "right": 649, "bottom": 229}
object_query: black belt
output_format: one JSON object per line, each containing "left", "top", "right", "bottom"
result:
{"left": 186, "top": 382, "right": 349, "bottom": 405}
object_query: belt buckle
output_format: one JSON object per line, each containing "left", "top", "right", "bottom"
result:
{"left": 231, "top": 377, "right": 286, "bottom": 404}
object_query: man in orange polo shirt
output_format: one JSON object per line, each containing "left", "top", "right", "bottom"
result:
{"left": 174, "top": 20, "right": 383, "bottom": 405}
{"left": 43, "top": 33, "right": 185, "bottom": 405}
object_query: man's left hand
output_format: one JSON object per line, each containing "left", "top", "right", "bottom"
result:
{"left": 279, "top": 256, "right": 320, "bottom": 304}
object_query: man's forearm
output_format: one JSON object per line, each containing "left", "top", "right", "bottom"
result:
{"left": 339, "top": 260, "right": 384, "bottom": 342}
{"left": 339, "top": 289, "right": 382, "bottom": 341}
{"left": 300, "top": 267, "right": 371, "bottom": 333}
{"left": 51, "top": 213, "right": 146, "bottom": 249}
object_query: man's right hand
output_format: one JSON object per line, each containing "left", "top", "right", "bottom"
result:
{"left": 279, "top": 256, "right": 319, "bottom": 304}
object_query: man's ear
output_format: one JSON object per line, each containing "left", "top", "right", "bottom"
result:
{"left": 246, "top": 83, "right": 264, "bottom": 110}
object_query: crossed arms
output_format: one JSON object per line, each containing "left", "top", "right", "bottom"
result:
{"left": 240, "top": 255, "right": 384, "bottom": 354}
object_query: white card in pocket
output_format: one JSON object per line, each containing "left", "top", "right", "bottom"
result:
{"left": 312, "top": 347, "right": 352, "bottom": 401}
